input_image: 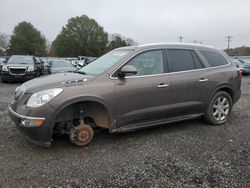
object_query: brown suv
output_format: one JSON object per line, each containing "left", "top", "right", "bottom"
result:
{"left": 8, "top": 43, "right": 241, "bottom": 147}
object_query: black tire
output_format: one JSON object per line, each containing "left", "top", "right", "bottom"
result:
{"left": 204, "top": 91, "right": 233, "bottom": 125}
{"left": 1, "top": 78, "right": 7, "bottom": 83}
{"left": 35, "top": 72, "right": 40, "bottom": 77}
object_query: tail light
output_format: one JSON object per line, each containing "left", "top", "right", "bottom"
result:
{"left": 237, "top": 69, "right": 243, "bottom": 77}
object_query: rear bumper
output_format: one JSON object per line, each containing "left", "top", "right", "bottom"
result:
{"left": 234, "top": 89, "right": 241, "bottom": 104}
{"left": 8, "top": 106, "right": 52, "bottom": 147}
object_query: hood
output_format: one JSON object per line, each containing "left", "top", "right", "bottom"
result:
{"left": 6, "top": 63, "right": 32, "bottom": 68}
{"left": 23, "top": 72, "right": 96, "bottom": 93}
{"left": 51, "top": 67, "right": 77, "bottom": 73}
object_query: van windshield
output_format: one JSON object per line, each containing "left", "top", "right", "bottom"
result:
{"left": 78, "top": 50, "right": 132, "bottom": 75}
{"left": 8, "top": 56, "right": 33, "bottom": 65}
{"left": 52, "top": 60, "right": 73, "bottom": 67}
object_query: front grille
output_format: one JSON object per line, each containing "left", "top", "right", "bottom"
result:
{"left": 9, "top": 68, "right": 26, "bottom": 75}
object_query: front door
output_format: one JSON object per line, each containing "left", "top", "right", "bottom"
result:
{"left": 113, "top": 49, "right": 171, "bottom": 127}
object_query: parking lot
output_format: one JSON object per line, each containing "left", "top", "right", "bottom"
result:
{"left": 0, "top": 76, "right": 249, "bottom": 187}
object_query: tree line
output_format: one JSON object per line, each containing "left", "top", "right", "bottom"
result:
{"left": 225, "top": 46, "right": 250, "bottom": 56}
{"left": 0, "top": 15, "right": 137, "bottom": 57}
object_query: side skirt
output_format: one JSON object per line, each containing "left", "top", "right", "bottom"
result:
{"left": 110, "top": 113, "right": 203, "bottom": 133}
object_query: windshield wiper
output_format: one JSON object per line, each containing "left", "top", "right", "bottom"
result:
{"left": 73, "top": 70, "right": 87, "bottom": 75}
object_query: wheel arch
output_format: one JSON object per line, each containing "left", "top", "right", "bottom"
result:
{"left": 52, "top": 96, "right": 114, "bottom": 130}
{"left": 210, "top": 84, "right": 234, "bottom": 103}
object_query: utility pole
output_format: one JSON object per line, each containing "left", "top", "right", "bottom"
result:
{"left": 193, "top": 40, "right": 202, "bottom": 44}
{"left": 179, "top": 36, "right": 183, "bottom": 43}
{"left": 226, "top": 35, "right": 233, "bottom": 52}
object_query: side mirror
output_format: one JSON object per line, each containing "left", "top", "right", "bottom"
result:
{"left": 71, "top": 61, "right": 78, "bottom": 67}
{"left": 78, "top": 61, "right": 85, "bottom": 67}
{"left": 118, "top": 65, "right": 138, "bottom": 77}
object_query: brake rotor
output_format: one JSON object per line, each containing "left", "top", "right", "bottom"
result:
{"left": 69, "top": 122, "right": 94, "bottom": 146}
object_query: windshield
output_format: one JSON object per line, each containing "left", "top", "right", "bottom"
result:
{"left": 233, "top": 59, "right": 242, "bottom": 64}
{"left": 239, "top": 59, "right": 250, "bottom": 64}
{"left": 52, "top": 60, "right": 73, "bottom": 67}
{"left": 7, "top": 56, "right": 33, "bottom": 64}
{"left": 78, "top": 50, "right": 132, "bottom": 75}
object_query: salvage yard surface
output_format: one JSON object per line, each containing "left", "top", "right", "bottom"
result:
{"left": 0, "top": 77, "right": 250, "bottom": 188}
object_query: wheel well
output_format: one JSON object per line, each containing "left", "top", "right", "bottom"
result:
{"left": 55, "top": 101, "right": 112, "bottom": 129}
{"left": 217, "top": 87, "right": 234, "bottom": 102}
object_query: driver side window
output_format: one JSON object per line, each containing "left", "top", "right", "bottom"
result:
{"left": 126, "top": 50, "right": 164, "bottom": 76}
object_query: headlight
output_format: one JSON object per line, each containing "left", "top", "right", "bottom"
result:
{"left": 2, "top": 65, "right": 8, "bottom": 71}
{"left": 26, "top": 88, "right": 63, "bottom": 108}
{"left": 15, "top": 85, "right": 26, "bottom": 100}
{"left": 27, "top": 66, "right": 34, "bottom": 72}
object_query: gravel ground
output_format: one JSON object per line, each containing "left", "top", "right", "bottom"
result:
{"left": 0, "top": 77, "right": 250, "bottom": 188}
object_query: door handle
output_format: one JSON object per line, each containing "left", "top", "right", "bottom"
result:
{"left": 198, "top": 78, "right": 208, "bottom": 82}
{"left": 158, "top": 83, "right": 169, "bottom": 88}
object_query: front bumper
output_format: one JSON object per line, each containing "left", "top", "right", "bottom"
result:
{"left": 8, "top": 106, "right": 53, "bottom": 147}
{"left": 1, "top": 72, "right": 36, "bottom": 81}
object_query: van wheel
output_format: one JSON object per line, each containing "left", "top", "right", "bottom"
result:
{"left": 1, "top": 79, "right": 6, "bottom": 83}
{"left": 204, "top": 91, "right": 232, "bottom": 125}
{"left": 69, "top": 122, "right": 94, "bottom": 146}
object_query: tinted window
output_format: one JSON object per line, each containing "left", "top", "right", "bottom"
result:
{"left": 167, "top": 50, "right": 202, "bottom": 72}
{"left": 200, "top": 50, "right": 228, "bottom": 67}
{"left": 126, "top": 50, "right": 164, "bottom": 76}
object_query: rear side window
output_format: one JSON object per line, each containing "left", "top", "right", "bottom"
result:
{"left": 167, "top": 49, "right": 203, "bottom": 72}
{"left": 200, "top": 50, "right": 229, "bottom": 67}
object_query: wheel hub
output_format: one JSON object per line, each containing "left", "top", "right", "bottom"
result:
{"left": 212, "top": 96, "right": 230, "bottom": 121}
{"left": 78, "top": 131, "right": 89, "bottom": 142}
{"left": 69, "top": 122, "right": 94, "bottom": 146}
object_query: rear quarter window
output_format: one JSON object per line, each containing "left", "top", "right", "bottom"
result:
{"left": 200, "top": 50, "right": 229, "bottom": 67}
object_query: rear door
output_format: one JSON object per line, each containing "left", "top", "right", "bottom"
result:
{"left": 166, "top": 49, "right": 210, "bottom": 116}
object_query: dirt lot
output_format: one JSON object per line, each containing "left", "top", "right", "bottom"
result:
{"left": 0, "top": 77, "right": 249, "bottom": 188}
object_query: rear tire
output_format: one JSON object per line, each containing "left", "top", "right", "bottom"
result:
{"left": 204, "top": 91, "right": 233, "bottom": 125}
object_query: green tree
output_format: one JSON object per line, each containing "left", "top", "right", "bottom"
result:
{"left": 107, "top": 34, "right": 137, "bottom": 51}
{"left": 0, "top": 33, "right": 9, "bottom": 56}
{"left": 224, "top": 46, "right": 250, "bottom": 56}
{"left": 8, "top": 21, "right": 46, "bottom": 56}
{"left": 52, "top": 15, "right": 108, "bottom": 57}
{"left": 107, "top": 36, "right": 128, "bottom": 50}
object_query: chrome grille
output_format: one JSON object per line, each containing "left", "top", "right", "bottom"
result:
{"left": 9, "top": 67, "right": 26, "bottom": 75}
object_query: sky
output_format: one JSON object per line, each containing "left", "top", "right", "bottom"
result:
{"left": 0, "top": 0, "right": 250, "bottom": 49}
